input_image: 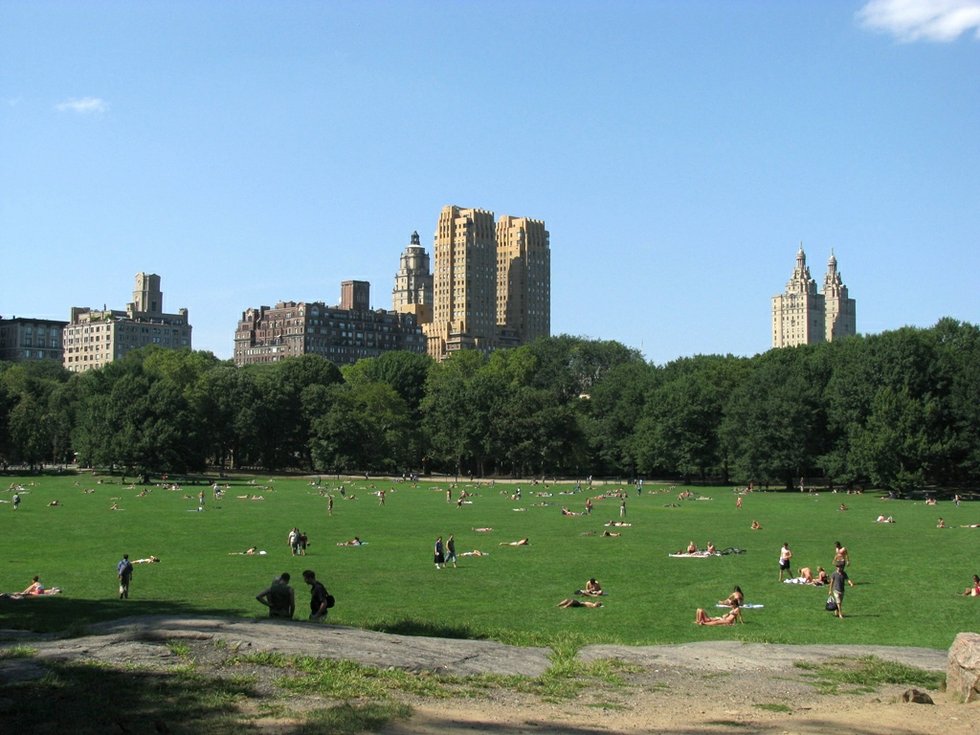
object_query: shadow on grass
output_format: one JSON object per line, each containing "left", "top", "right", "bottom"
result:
{"left": 0, "top": 597, "right": 245, "bottom": 635}
{"left": 0, "top": 657, "right": 259, "bottom": 734}
{"left": 365, "top": 618, "right": 483, "bottom": 640}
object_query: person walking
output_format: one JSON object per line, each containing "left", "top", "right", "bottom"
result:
{"left": 434, "top": 535, "right": 445, "bottom": 569}
{"left": 256, "top": 573, "right": 295, "bottom": 619}
{"left": 12, "top": 492, "right": 20, "bottom": 510}
{"left": 302, "top": 570, "right": 330, "bottom": 622}
{"left": 830, "top": 565, "right": 849, "bottom": 619}
{"left": 117, "top": 553, "right": 134, "bottom": 599}
{"left": 778, "top": 542, "right": 792, "bottom": 581}
{"left": 446, "top": 534, "right": 457, "bottom": 568}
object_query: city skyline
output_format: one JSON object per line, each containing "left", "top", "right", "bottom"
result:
{"left": 2, "top": 2, "right": 978, "bottom": 365}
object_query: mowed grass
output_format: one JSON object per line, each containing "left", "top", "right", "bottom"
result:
{"left": 0, "top": 473, "right": 975, "bottom": 650}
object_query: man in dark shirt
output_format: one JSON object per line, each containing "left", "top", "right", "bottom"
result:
{"left": 303, "top": 570, "right": 330, "bottom": 622}
{"left": 117, "top": 554, "right": 134, "bottom": 599}
{"left": 256, "top": 573, "right": 295, "bottom": 619}
{"left": 830, "top": 566, "right": 849, "bottom": 619}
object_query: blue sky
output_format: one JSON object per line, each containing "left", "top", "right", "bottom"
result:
{"left": 2, "top": 1, "right": 978, "bottom": 364}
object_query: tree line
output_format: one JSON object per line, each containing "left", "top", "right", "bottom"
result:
{"left": 1, "top": 318, "right": 977, "bottom": 491}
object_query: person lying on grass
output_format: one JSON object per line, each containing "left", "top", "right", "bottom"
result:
{"left": 695, "top": 600, "right": 742, "bottom": 625}
{"left": 337, "top": 536, "right": 364, "bottom": 546}
{"left": 558, "top": 598, "right": 602, "bottom": 608}
{"left": 499, "top": 538, "right": 529, "bottom": 546}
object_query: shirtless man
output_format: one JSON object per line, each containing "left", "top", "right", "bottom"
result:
{"left": 558, "top": 598, "right": 602, "bottom": 608}
{"left": 499, "top": 538, "right": 529, "bottom": 546}
{"left": 778, "top": 542, "right": 793, "bottom": 581}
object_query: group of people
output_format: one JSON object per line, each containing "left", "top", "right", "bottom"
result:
{"left": 256, "top": 569, "right": 332, "bottom": 622}
{"left": 778, "top": 541, "right": 852, "bottom": 618}
{"left": 433, "top": 534, "right": 457, "bottom": 569}
{"left": 287, "top": 527, "right": 309, "bottom": 556}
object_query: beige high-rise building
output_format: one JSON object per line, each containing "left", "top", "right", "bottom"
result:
{"left": 423, "top": 206, "right": 498, "bottom": 360}
{"left": 420, "top": 205, "right": 551, "bottom": 361}
{"left": 63, "top": 273, "right": 192, "bottom": 372}
{"left": 496, "top": 215, "right": 551, "bottom": 347}
{"left": 822, "top": 252, "right": 856, "bottom": 342}
{"left": 772, "top": 247, "right": 856, "bottom": 348}
{"left": 391, "top": 231, "right": 433, "bottom": 324}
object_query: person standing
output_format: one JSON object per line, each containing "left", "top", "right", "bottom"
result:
{"left": 619, "top": 498, "right": 627, "bottom": 518}
{"left": 327, "top": 495, "right": 334, "bottom": 516}
{"left": 830, "top": 565, "right": 849, "bottom": 618}
{"left": 117, "top": 554, "right": 134, "bottom": 599}
{"left": 256, "top": 573, "right": 295, "bottom": 619}
{"left": 12, "top": 492, "right": 20, "bottom": 510}
{"left": 288, "top": 527, "right": 300, "bottom": 556}
{"left": 585, "top": 497, "right": 593, "bottom": 515}
{"left": 778, "top": 542, "right": 792, "bottom": 581}
{"left": 445, "top": 534, "right": 457, "bottom": 568}
{"left": 434, "top": 536, "right": 445, "bottom": 570}
{"left": 302, "top": 570, "right": 330, "bottom": 622}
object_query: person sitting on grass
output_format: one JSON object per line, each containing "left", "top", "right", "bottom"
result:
{"left": 337, "top": 536, "right": 363, "bottom": 546}
{"left": 706, "top": 541, "right": 717, "bottom": 555}
{"left": 718, "top": 586, "right": 743, "bottom": 607}
{"left": 937, "top": 517, "right": 946, "bottom": 528}
{"left": 695, "top": 600, "right": 742, "bottom": 625}
{"left": 22, "top": 576, "right": 61, "bottom": 596}
{"left": 558, "top": 598, "right": 602, "bottom": 608}
{"left": 963, "top": 574, "right": 980, "bottom": 597}
{"left": 875, "top": 515, "right": 895, "bottom": 523}
{"left": 499, "top": 538, "right": 529, "bottom": 546}
{"left": 576, "top": 578, "right": 604, "bottom": 596}
{"left": 750, "top": 520, "right": 762, "bottom": 530}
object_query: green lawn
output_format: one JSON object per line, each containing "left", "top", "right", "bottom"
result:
{"left": 0, "top": 472, "right": 975, "bottom": 650}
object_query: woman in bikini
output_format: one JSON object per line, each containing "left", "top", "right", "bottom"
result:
{"left": 695, "top": 600, "right": 742, "bottom": 625}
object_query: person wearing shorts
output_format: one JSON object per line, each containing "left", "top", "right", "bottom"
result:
{"left": 778, "top": 542, "right": 792, "bottom": 581}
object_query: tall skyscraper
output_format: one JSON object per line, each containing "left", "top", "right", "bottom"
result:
{"left": 419, "top": 205, "right": 550, "bottom": 361}
{"left": 391, "top": 231, "right": 433, "bottom": 324}
{"left": 772, "top": 247, "right": 856, "bottom": 348}
{"left": 496, "top": 215, "right": 551, "bottom": 346}
{"left": 424, "top": 206, "right": 498, "bottom": 359}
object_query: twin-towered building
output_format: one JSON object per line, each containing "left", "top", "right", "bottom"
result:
{"left": 771, "top": 247, "right": 856, "bottom": 348}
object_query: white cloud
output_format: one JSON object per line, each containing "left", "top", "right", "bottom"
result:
{"left": 858, "top": 0, "right": 980, "bottom": 41}
{"left": 55, "top": 97, "right": 108, "bottom": 114}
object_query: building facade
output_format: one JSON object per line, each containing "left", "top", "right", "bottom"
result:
{"left": 419, "top": 205, "right": 551, "bottom": 361}
{"left": 234, "top": 282, "right": 426, "bottom": 367}
{"left": 391, "top": 231, "right": 433, "bottom": 324}
{"left": 772, "top": 247, "right": 856, "bottom": 348}
{"left": 0, "top": 317, "right": 68, "bottom": 363}
{"left": 63, "top": 273, "right": 192, "bottom": 372}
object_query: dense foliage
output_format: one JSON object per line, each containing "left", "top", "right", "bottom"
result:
{"left": 1, "top": 319, "right": 978, "bottom": 490}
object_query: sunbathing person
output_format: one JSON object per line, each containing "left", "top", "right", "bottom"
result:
{"left": 718, "top": 585, "right": 744, "bottom": 607}
{"left": 337, "top": 536, "right": 364, "bottom": 546}
{"left": 132, "top": 556, "right": 160, "bottom": 564}
{"left": 937, "top": 518, "right": 946, "bottom": 528}
{"left": 750, "top": 520, "right": 762, "bottom": 530}
{"left": 560, "top": 506, "right": 581, "bottom": 516}
{"left": 472, "top": 527, "right": 493, "bottom": 533}
{"left": 875, "top": 515, "right": 895, "bottom": 523}
{"left": 686, "top": 541, "right": 698, "bottom": 554}
{"left": 499, "top": 538, "right": 529, "bottom": 546}
{"left": 705, "top": 542, "right": 717, "bottom": 555}
{"left": 558, "top": 598, "right": 602, "bottom": 608}
{"left": 22, "top": 576, "right": 61, "bottom": 596}
{"left": 601, "top": 530, "right": 621, "bottom": 537}
{"left": 605, "top": 521, "right": 632, "bottom": 527}
{"left": 576, "top": 578, "right": 604, "bottom": 596}
{"left": 695, "top": 601, "right": 742, "bottom": 625}
{"left": 48, "top": 500, "right": 60, "bottom": 507}
{"left": 459, "top": 549, "right": 489, "bottom": 557}
{"left": 964, "top": 574, "right": 980, "bottom": 597}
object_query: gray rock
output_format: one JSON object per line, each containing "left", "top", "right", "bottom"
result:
{"left": 947, "top": 631, "right": 980, "bottom": 703}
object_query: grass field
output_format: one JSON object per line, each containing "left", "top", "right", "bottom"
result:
{"left": 0, "top": 472, "right": 976, "bottom": 650}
